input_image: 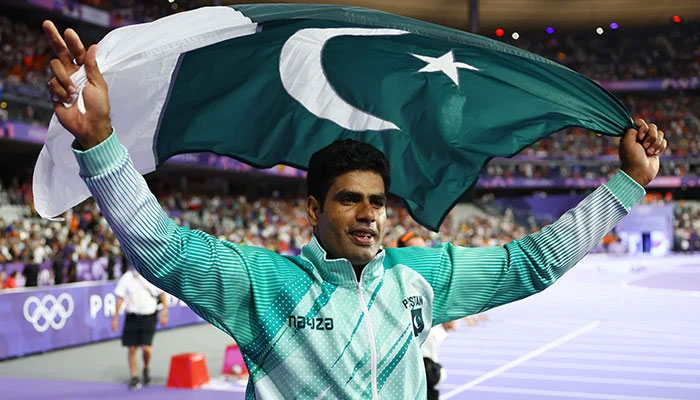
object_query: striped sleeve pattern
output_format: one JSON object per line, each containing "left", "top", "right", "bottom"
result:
{"left": 73, "top": 133, "right": 265, "bottom": 344}
{"left": 427, "top": 170, "right": 645, "bottom": 323}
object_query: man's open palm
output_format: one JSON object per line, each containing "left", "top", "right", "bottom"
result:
{"left": 43, "top": 20, "right": 112, "bottom": 149}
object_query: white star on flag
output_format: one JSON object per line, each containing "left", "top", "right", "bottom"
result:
{"left": 410, "top": 50, "right": 479, "bottom": 87}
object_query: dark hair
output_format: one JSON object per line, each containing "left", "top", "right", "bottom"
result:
{"left": 307, "top": 139, "right": 390, "bottom": 210}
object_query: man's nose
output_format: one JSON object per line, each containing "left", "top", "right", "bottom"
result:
{"left": 356, "top": 201, "right": 376, "bottom": 223}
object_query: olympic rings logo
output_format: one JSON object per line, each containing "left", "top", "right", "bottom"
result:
{"left": 23, "top": 294, "right": 74, "bottom": 333}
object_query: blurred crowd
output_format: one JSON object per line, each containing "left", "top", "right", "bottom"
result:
{"left": 0, "top": 16, "right": 52, "bottom": 92}
{"left": 0, "top": 177, "right": 121, "bottom": 289}
{"left": 5, "top": 2, "right": 697, "bottom": 83}
{"left": 68, "top": 0, "right": 193, "bottom": 23}
{"left": 482, "top": 158, "right": 699, "bottom": 181}
{"left": 506, "top": 24, "right": 700, "bottom": 81}
{"left": 516, "top": 94, "right": 700, "bottom": 160}
{"left": 1, "top": 7, "right": 699, "bottom": 290}
{"left": 1, "top": 13, "right": 698, "bottom": 100}
{"left": 162, "top": 193, "right": 313, "bottom": 255}
{"left": 673, "top": 201, "right": 700, "bottom": 252}
{"left": 0, "top": 1, "right": 196, "bottom": 95}
{"left": 2, "top": 174, "right": 698, "bottom": 289}
{"left": 0, "top": 176, "right": 544, "bottom": 288}
{"left": 499, "top": 93, "right": 700, "bottom": 180}
{"left": 1, "top": 16, "right": 698, "bottom": 179}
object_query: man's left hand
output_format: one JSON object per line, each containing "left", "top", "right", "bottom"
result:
{"left": 620, "top": 118, "right": 668, "bottom": 187}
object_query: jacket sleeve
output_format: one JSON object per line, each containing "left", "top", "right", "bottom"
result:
{"left": 73, "top": 132, "right": 275, "bottom": 344}
{"left": 428, "top": 170, "right": 645, "bottom": 323}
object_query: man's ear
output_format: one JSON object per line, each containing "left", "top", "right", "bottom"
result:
{"left": 307, "top": 195, "right": 321, "bottom": 227}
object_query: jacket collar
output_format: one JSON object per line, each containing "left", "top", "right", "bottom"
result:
{"left": 301, "top": 235, "right": 385, "bottom": 287}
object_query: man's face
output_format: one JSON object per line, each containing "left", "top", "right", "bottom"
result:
{"left": 308, "top": 170, "right": 387, "bottom": 267}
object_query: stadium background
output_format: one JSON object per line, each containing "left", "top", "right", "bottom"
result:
{"left": 0, "top": 0, "right": 698, "bottom": 399}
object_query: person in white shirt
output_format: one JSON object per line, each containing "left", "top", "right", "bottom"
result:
{"left": 112, "top": 268, "right": 168, "bottom": 390}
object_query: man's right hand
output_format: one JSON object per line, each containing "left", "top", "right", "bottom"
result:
{"left": 111, "top": 316, "right": 118, "bottom": 332}
{"left": 43, "top": 20, "right": 112, "bottom": 150}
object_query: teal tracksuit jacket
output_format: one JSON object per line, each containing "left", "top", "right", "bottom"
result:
{"left": 74, "top": 133, "right": 644, "bottom": 399}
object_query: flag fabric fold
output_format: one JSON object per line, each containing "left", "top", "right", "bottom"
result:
{"left": 33, "top": 4, "right": 632, "bottom": 231}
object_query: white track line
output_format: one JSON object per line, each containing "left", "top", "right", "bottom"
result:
{"left": 441, "top": 359, "right": 700, "bottom": 376}
{"left": 441, "top": 344, "right": 700, "bottom": 356}
{"left": 503, "top": 318, "right": 700, "bottom": 338}
{"left": 561, "top": 338, "right": 700, "bottom": 349}
{"left": 490, "top": 372, "right": 700, "bottom": 389}
{"left": 440, "top": 321, "right": 599, "bottom": 399}
{"left": 438, "top": 348, "right": 700, "bottom": 363}
{"left": 503, "top": 316, "right": 700, "bottom": 330}
{"left": 466, "top": 385, "right": 682, "bottom": 400}
{"left": 454, "top": 332, "right": 700, "bottom": 343}
{"left": 588, "top": 330, "right": 700, "bottom": 343}
{"left": 521, "top": 352, "right": 700, "bottom": 364}
{"left": 443, "top": 341, "right": 700, "bottom": 355}
{"left": 595, "top": 320, "right": 700, "bottom": 332}
{"left": 448, "top": 331, "right": 700, "bottom": 346}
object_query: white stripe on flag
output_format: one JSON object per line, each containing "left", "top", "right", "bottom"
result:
{"left": 34, "top": 6, "right": 257, "bottom": 218}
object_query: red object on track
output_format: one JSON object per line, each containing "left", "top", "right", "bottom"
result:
{"left": 167, "top": 353, "right": 210, "bottom": 389}
{"left": 222, "top": 344, "right": 249, "bottom": 379}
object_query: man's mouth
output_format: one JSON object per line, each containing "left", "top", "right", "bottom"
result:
{"left": 348, "top": 229, "right": 376, "bottom": 246}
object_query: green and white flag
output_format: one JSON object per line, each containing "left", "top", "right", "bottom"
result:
{"left": 34, "top": 4, "right": 632, "bottom": 230}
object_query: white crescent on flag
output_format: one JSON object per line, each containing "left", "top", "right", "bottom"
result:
{"left": 31, "top": 4, "right": 635, "bottom": 231}
{"left": 279, "top": 28, "right": 406, "bottom": 132}
{"left": 413, "top": 315, "right": 421, "bottom": 329}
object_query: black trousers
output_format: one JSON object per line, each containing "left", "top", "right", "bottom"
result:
{"left": 424, "top": 357, "right": 441, "bottom": 400}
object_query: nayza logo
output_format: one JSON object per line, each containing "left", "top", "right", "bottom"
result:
{"left": 288, "top": 316, "right": 334, "bottom": 331}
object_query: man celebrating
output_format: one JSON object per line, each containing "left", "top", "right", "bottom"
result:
{"left": 44, "top": 20, "right": 666, "bottom": 399}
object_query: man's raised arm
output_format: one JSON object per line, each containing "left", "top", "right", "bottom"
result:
{"left": 427, "top": 119, "right": 666, "bottom": 323}
{"left": 43, "top": 20, "right": 258, "bottom": 343}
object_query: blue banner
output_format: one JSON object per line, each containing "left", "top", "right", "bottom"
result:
{"left": 27, "top": 0, "right": 132, "bottom": 28}
{"left": 598, "top": 77, "right": 700, "bottom": 92}
{"left": 0, "top": 282, "right": 204, "bottom": 359}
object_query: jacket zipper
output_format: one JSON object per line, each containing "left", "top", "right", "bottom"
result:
{"left": 357, "top": 273, "right": 379, "bottom": 399}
